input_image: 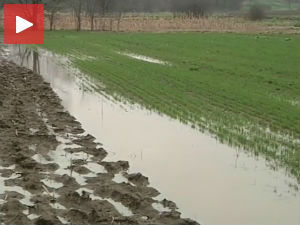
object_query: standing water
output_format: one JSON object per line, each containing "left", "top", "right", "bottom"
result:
{"left": 4, "top": 45, "right": 299, "bottom": 225}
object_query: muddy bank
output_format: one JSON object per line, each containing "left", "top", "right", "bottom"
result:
{"left": 0, "top": 54, "right": 198, "bottom": 225}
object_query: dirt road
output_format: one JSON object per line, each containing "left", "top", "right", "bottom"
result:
{"left": 0, "top": 49, "right": 198, "bottom": 225}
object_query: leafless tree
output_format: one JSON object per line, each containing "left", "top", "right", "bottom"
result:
{"left": 171, "top": 0, "right": 211, "bottom": 18}
{"left": 86, "top": 0, "right": 97, "bottom": 30}
{"left": 45, "top": 0, "right": 62, "bottom": 31}
{"left": 72, "top": 0, "right": 83, "bottom": 31}
{"left": 17, "top": 0, "right": 43, "bottom": 3}
{"left": 97, "top": 0, "right": 111, "bottom": 31}
{"left": 0, "top": 2, "right": 4, "bottom": 30}
{"left": 99, "top": 0, "right": 111, "bottom": 15}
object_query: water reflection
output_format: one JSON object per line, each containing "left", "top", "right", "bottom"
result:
{"left": 4, "top": 45, "right": 300, "bottom": 225}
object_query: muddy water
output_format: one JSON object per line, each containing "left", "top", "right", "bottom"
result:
{"left": 4, "top": 45, "right": 300, "bottom": 225}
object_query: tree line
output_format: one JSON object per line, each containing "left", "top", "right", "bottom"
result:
{"left": 1, "top": 0, "right": 247, "bottom": 15}
{"left": 1, "top": 0, "right": 298, "bottom": 31}
{"left": 0, "top": 0, "right": 248, "bottom": 31}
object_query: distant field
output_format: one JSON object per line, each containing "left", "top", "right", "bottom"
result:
{"left": 41, "top": 31, "right": 300, "bottom": 177}
{"left": 243, "top": 0, "right": 299, "bottom": 11}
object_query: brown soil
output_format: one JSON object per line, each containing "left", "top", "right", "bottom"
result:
{"left": 0, "top": 52, "right": 199, "bottom": 225}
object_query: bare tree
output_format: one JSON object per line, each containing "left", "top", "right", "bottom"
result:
{"left": 45, "top": 0, "right": 62, "bottom": 31}
{"left": 72, "top": 0, "right": 83, "bottom": 31}
{"left": 248, "top": 4, "right": 266, "bottom": 20}
{"left": 17, "top": 0, "right": 43, "bottom": 3}
{"left": 171, "top": 0, "right": 211, "bottom": 18}
{"left": 0, "top": 2, "right": 4, "bottom": 30}
{"left": 99, "top": 0, "right": 111, "bottom": 15}
{"left": 86, "top": 0, "right": 97, "bottom": 30}
{"left": 97, "top": 0, "right": 111, "bottom": 31}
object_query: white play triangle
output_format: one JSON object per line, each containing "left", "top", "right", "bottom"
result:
{"left": 16, "top": 16, "right": 33, "bottom": 34}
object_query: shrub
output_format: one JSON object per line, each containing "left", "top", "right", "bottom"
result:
{"left": 248, "top": 5, "right": 266, "bottom": 21}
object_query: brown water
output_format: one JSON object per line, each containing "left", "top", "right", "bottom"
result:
{"left": 4, "top": 45, "right": 300, "bottom": 225}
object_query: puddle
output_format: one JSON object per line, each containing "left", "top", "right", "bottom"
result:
{"left": 0, "top": 165, "right": 34, "bottom": 206}
{"left": 112, "top": 172, "right": 131, "bottom": 184}
{"left": 32, "top": 153, "right": 51, "bottom": 165}
{"left": 4, "top": 45, "right": 300, "bottom": 225}
{"left": 28, "top": 214, "right": 40, "bottom": 220}
{"left": 35, "top": 107, "right": 105, "bottom": 187}
{"left": 104, "top": 198, "right": 133, "bottom": 217}
{"left": 50, "top": 202, "right": 66, "bottom": 210}
{"left": 84, "top": 162, "right": 107, "bottom": 174}
{"left": 42, "top": 179, "right": 64, "bottom": 189}
{"left": 42, "top": 191, "right": 60, "bottom": 199}
{"left": 152, "top": 202, "right": 171, "bottom": 213}
{"left": 23, "top": 209, "right": 40, "bottom": 221}
{"left": 118, "top": 52, "right": 170, "bottom": 65}
{"left": 57, "top": 216, "right": 68, "bottom": 224}
{"left": 76, "top": 187, "right": 133, "bottom": 217}
{"left": 29, "top": 128, "right": 39, "bottom": 135}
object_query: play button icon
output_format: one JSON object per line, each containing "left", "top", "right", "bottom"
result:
{"left": 16, "top": 16, "right": 33, "bottom": 34}
{"left": 4, "top": 4, "right": 44, "bottom": 44}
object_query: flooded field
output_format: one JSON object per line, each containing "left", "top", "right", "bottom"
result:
{"left": 4, "top": 45, "right": 300, "bottom": 225}
{"left": 0, "top": 46, "right": 192, "bottom": 225}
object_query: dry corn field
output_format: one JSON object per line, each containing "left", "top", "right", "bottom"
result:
{"left": 45, "top": 14, "right": 299, "bottom": 34}
{"left": 0, "top": 13, "right": 298, "bottom": 34}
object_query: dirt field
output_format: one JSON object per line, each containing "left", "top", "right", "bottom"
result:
{"left": 0, "top": 48, "right": 198, "bottom": 225}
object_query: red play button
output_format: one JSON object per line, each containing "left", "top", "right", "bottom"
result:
{"left": 16, "top": 16, "right": 34, "bottom": 34}
{"left": 4, "top": 4, "right": 44, "bottom": 44}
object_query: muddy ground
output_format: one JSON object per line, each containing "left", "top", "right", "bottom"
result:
{"left": 0, "top": 48, "right": 198, "bottom": 225}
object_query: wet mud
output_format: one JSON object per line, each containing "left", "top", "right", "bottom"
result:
{"left": 0, "top": 53, "right": 198, "bottom": 225}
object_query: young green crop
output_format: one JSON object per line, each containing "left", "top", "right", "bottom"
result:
{"left": 41, "top": 31, "right": 300, "bottom": 178}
